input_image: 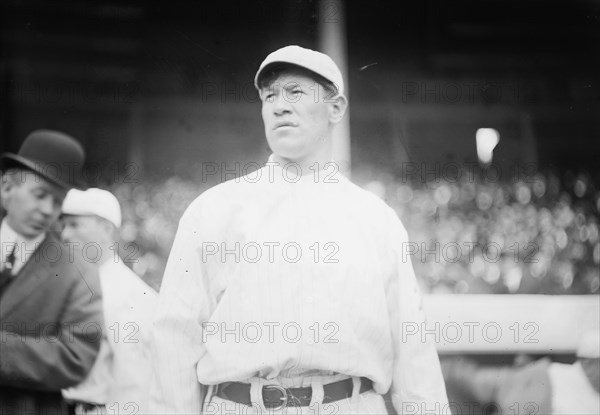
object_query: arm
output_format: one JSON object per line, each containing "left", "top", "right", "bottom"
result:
{"left": 149, "top": 212, "right": 212, "bottom": 414}
{"left": 386, "top": 214, "right": 449, "bottom": 413}
{"left": 0, "top": 265, "right": 103, "bottom": 390}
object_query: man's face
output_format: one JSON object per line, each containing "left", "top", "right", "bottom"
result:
{"left": 1, "top": 171, "right": 67, "bottom": 238}
{"left": 260, "top": 71, "right": 334, "bottom": 163}
{"left": 61, "top": 215, "right": 106, "bottom": 247}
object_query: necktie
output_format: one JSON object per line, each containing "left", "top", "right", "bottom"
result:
{"left": 0, "top": 244, "right": 17, "bottom": 296}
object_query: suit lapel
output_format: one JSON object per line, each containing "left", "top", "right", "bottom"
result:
{"left": 0, "top": 235, "right": 52, "bottom": 319}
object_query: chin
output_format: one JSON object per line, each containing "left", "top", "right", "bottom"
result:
{"left": 21, "top": 230, "right": 42, "bottom": 239}
{"left": 267, "top": 141, "right": 303, "bottom": 161}
{"left": 272, "top": 147, "right": 306, "bottom": 163}
{"left": 23, "top": 224, "right": 47, "bottom": 238}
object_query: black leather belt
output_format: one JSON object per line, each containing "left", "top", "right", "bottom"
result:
{"left": 216, "top": 376, "right": 373, "bottom": 409}
{"left": 66, "top": 402, "right": 106, "bottom": 415}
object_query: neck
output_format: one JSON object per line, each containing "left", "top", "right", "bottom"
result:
{"left": 93, "top": 241, "right": 115, "bottom": 267}
{"left": 271, "top": 142, "right": 333, "bottom": 176}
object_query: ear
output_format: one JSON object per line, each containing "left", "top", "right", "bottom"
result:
{"left": 328, "top": 94, "right": 348, "bottom": 125}
{"left": 95, "top": 217, "right": 113, "bottom": 240}
{"left": 0, "top": 174, "right": 16, "bottom": 206}
{"left": 102, "top": 218, "right": 120, "bottom": 243}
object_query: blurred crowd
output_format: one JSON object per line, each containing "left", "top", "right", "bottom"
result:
{"left": 112, "top": 166, "right": 600, "bottom": 295}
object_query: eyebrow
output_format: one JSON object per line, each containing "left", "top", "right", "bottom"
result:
{"left": 264, "top": 80, "right": 309, "bottom": 89}
{"left": 31, "top": 181, "right": 64, "bottom": 197}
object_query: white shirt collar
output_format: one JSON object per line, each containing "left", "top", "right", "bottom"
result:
{"left": 0, "top": 218, "right": 19, "bottom": 247}
{"left": 1, "top": 218, "right": 46, "bottom": 273}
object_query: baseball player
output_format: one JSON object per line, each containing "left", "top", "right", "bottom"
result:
{"left": 61, "top": 188, "right": 158, "bottom": 415}
{"left": 150, "top": 45, "right": 448, "bottom": 414}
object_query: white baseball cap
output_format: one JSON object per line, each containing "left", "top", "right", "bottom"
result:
{"left": 62, "top": 188, "right": 122, "bottom": 228}
{"left": 577, "top": 330, "right": 600, "bottom": 359}
{"left": 254, "top": 45, "right": 345, "bottom": 95}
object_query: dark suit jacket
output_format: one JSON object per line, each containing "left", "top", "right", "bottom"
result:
{"left": 0, "top": 232, "right": 104, "bottom": 414}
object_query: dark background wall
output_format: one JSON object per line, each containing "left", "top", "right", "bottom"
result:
{"left": 1, "top": 0, "right": 599, "bottom": 184}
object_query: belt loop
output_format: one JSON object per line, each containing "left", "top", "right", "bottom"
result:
{"left": 309, "top": 377, "right": 324, "bottom": 407}
{"left": 351, "top": 376, "right": 362, "bottom": 402}
{"left": 202, "top": 384, "right": 216, "bottom": 413}
{"left": 250, "top": 377, "right": 268, "bottom": 413}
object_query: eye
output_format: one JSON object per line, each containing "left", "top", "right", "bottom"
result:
{"left": 261, "top": 89, "right": 277, "bottom": 101}
{"left": 33, "top": 189, "right": 47, "bottom": 199}
{"left": 261, "top": 93, "right": 275, "bottom": 103}
{"left": 63, "top": 220, "right": 77, "bottom": 230}
{"left": 53, "top": 197, "right": 63, "bottom": 209}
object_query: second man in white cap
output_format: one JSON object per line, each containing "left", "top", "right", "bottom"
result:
{"left": 61, "top": 188, "right": 157, "bottom": 415}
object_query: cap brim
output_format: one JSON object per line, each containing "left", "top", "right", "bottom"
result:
{"left": 254, "top": 61, "right": 344, "bottom": 97}
{"left": 255, "top": 61, "right": 318, "bottom": 90}
{"left": 1, "top": 153, "right": 86, "bottom": 190}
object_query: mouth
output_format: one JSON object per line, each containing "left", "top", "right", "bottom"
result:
{"left": 29, "top": 221, "right": 47, "bottom": 231}
{"left": 273, "top": 121, "right": 298, "bottom": 130}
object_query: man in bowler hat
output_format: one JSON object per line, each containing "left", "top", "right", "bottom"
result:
{"left": 0, "top": 130, "right": 103, "bottom": 414}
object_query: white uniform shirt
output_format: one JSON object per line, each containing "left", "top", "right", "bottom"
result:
{"left": 150, "top": 160, "right": 448, "bottom": 413}
{"left": 63, "top": 257, "right": 158, "bottom": 413}
{"left": 549, "top": 362, "right": 600, "bottom": 415}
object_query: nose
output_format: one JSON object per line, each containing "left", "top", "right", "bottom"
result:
{"left": 61, "top": 224, "right": 73, "bottom": 242}
{"left": 39, "top": 195, "right": 55, "bottom": 216}
{"left": 272, "top": 92, "right": 291, "bottom": 115}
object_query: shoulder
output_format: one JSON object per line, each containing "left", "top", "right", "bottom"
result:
{"left": 119, "top": 262, "right": 157, "bottom": 300}
{"left": 42, "top": 233, "right": 100, "bottom": 281}
{"left": 181, "top": 177, "right": 241, "bottom": 216}
{"left": 31, "top": 234, "right": 103, "bottom": 304}
{"left": 179, "top": 168, "right": 267, "bottom": 225}
{"left": 102, "top": 260, "right": 156, "bottom": 297}
{"left": 102, "top": 262, "right": 157, "bottom": 322}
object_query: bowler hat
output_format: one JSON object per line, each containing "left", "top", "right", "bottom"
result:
{"left": 1, "top": 129, "right": 86, "bottom": 189}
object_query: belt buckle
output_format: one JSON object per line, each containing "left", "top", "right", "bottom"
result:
{"left": 74, "top": 403, "right": 103, "bottom": 415}
{"left": 262, "top": 384, "right": 288, "bottom": 410}
{"left": 74, "top": 403, "right": 88, "bottom": 415}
